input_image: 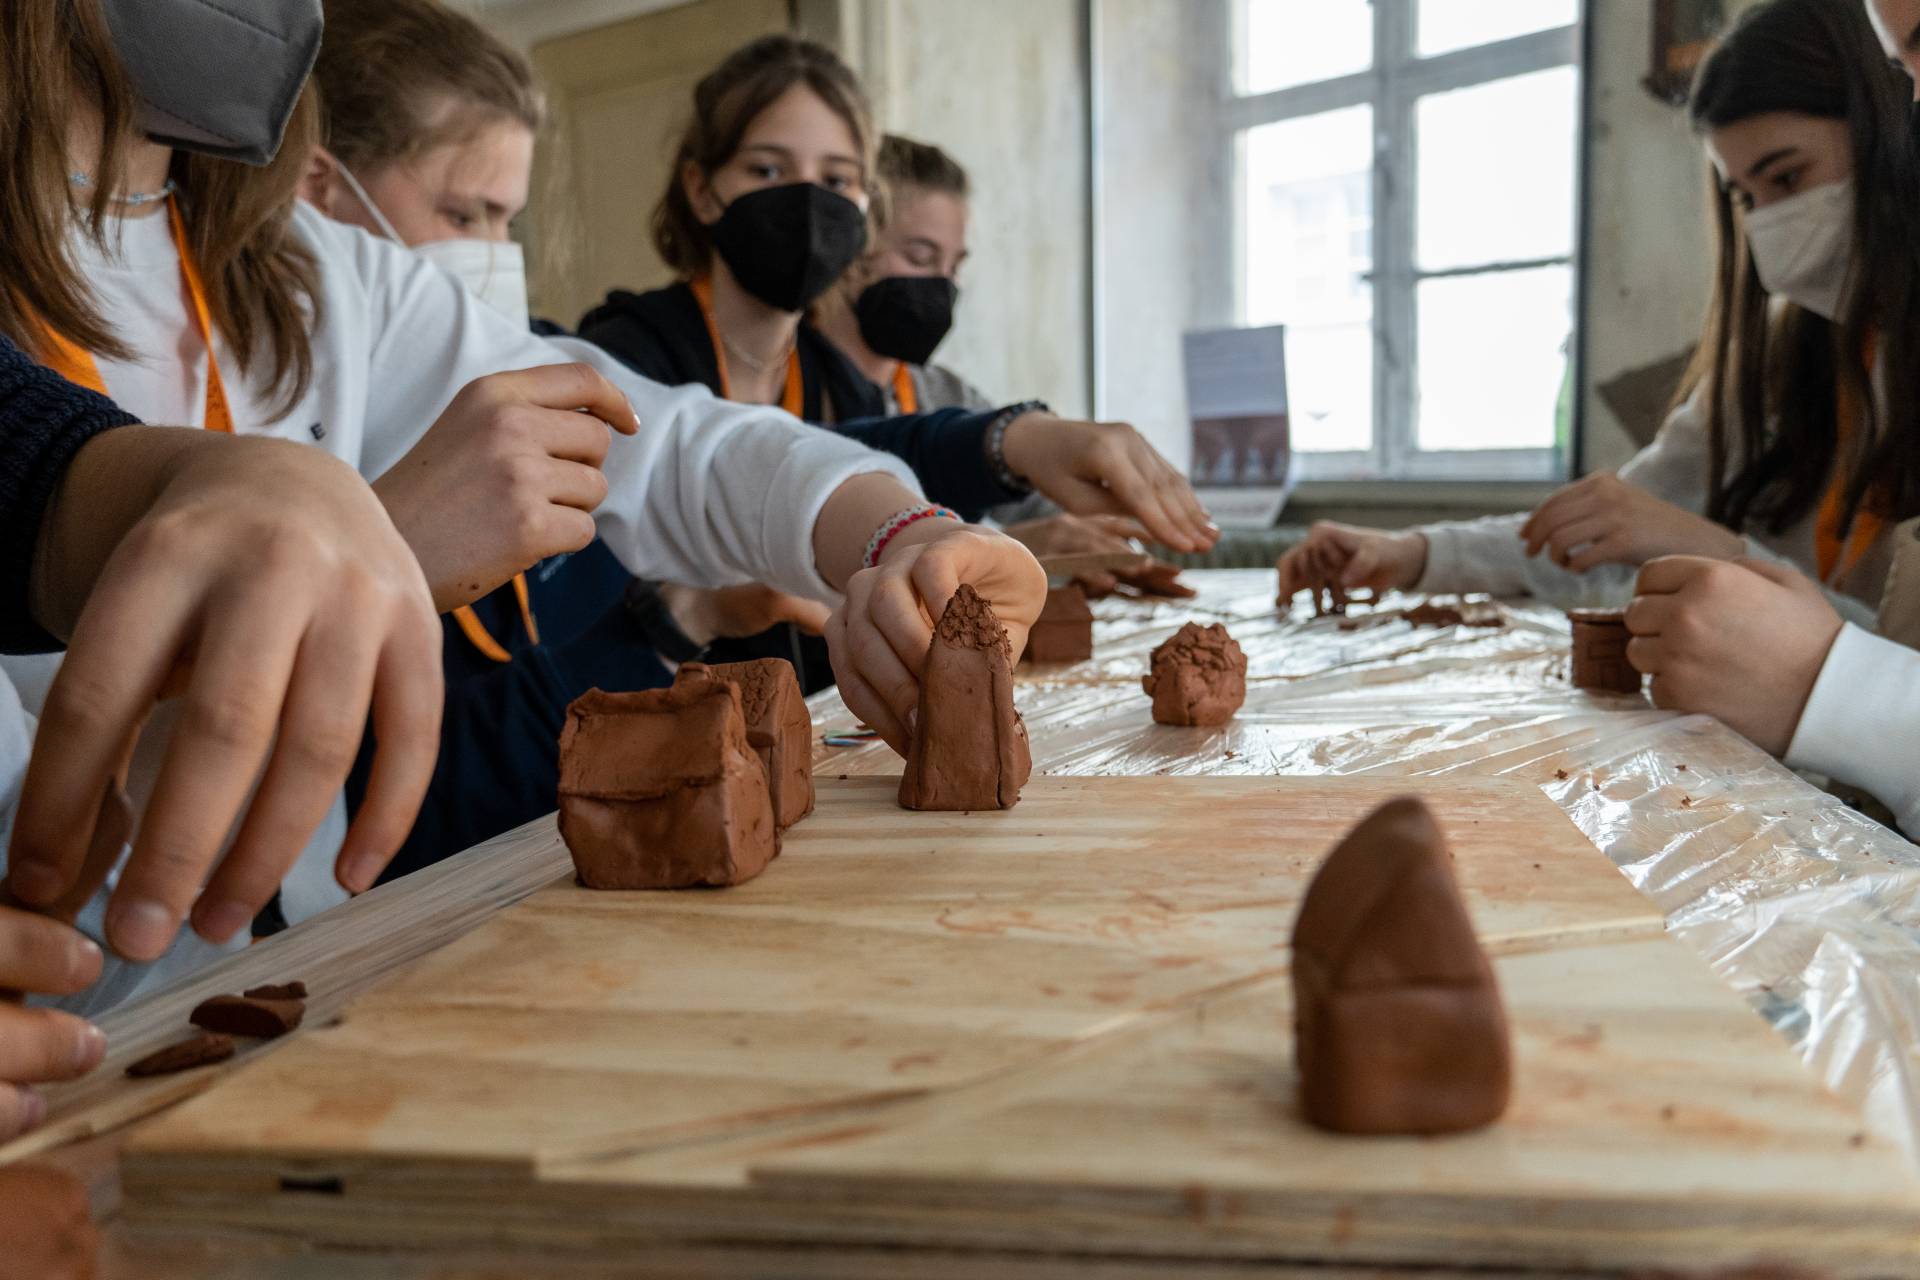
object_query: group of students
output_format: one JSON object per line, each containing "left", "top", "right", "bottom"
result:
{"left": 1281, "top": 0, "right": 1920, "bottom": 840}
{"left": 0, "top": 0, "right": 1219, "bottom": 1140}
{"left": 4, "top": 0, "right": 1920, "bottom": 1160}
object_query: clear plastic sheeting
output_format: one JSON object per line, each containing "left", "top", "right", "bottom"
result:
{"left": 809, "top": 569, "right": 1920, "bottom": 1165}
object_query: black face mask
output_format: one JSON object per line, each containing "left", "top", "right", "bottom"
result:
{"left": 708, "top": 183, "right": 869, "bottom": 313}
{"left": 854, "top": 275, "right": 959, "bottom": 366}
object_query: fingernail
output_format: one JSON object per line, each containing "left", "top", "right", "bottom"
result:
{"left": 905, "top": 709, "right": 918, "bottom": 737}
{"left": 71, "top": 1023, "right": 106, "bottom": 1074}
{"left": 195, "top": 898, "right": 253, "bottom": 944}
{"left": 339, "top": 849, "right": 380, "bottom": 895}
{"left": 66, "top": 937, "right": 102, "bottom": 988}
{"left": 8, "top": 859, "right": 63, "bottom": 906}
{"left": 18, "top": 1090, "right": 46, "bottom": 1133}
{"left": 105, "top": 899, "right": 175, "bottom": 963}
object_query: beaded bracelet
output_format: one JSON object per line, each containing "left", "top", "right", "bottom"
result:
{"left": 863, "top": 504, "right": 963, "bottom": 570}
{"left": 984, "top": 400, "right": 1048, "bottom": 496}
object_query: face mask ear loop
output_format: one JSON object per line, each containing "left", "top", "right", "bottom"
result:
{"left": 320, "top": 147, "right": 407, "bottom": 245}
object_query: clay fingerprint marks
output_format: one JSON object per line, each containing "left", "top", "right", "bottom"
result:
{"left": 1290, "top": 796, "right": 1512, "bottom": 1136}
{"left": 674, "top": 659, "right": 815, "bottom": 829}
{"left": 899, "top": 584, "right": 1034, "bottom": 812}
{"left": 1022, "top": 584, "right": 1094, "bottom": 665}
{"left": 1143, "top": 622, "right": 1248, "bottom": 727}
{"left": 1569, "top": 609, "right": 1642, "bottom": 694}
{"left": 557, "top": 684, "right": 777, "bottom": 890}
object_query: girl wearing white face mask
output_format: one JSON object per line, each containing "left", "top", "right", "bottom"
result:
{"left": 1279, "top": 0, "right": 1920, "bottom": 623}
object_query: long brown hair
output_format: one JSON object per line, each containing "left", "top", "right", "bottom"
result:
{"left": 0, "top": 0, "right": 322, "bottom": 419}
{"left": 314, "top": 0, "right": 543, "bottom": 176}
{"left": 1681, "top": 0, "right": 1920, "bottom": 537}
{"left": 653, "top": 35, "right": 876, "bottom": 278}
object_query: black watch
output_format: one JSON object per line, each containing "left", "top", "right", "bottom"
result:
{"left": 623, "top": 579, "right": 708, "bottom": 664}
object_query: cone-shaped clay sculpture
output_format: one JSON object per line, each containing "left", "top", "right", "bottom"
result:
{"left": 899, "top": 584, "right": 1033, "bottom": 811}
{"left": 558, "top": 684, "right": 776, "bottom": 889}
{"left": 1143, "top": 622, "right": 1247, "bottom": 726}
{"left": 1290, "top": 796, "right": 1511, "bottom": 1135}
{"left": 674, "top": 659, "right": 814, "bottom": 830}
{"left": 1022, "top": 584, "right": 1094, "bottom": 665}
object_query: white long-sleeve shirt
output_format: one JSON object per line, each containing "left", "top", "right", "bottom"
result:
{"left": 1, "top": 203, "right": 919, "bottom": 1011}
{"left": 1415, "top": 390, "right": 1891, "bottom": 627}
{"left": 1788, "top": 624, "right": 1920, "bottom": 834}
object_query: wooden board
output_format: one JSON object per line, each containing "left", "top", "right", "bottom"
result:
{"left": 118, "top": 776, "right": 1911, "bottom": 1273}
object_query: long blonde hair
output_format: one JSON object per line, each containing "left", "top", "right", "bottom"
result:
{"left": 0, "top": 0, "right": 323, "bottom": 418}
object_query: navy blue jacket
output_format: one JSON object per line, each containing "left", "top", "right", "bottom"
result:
{"left": 0, "top": 333, "right": 137, "bottom": 653}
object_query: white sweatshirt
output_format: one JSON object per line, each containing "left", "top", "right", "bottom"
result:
{"left": 0, "top": 203, "right": 918, "bottom": 1012}
{"left": 1415, "top": 390, "right": 1890, "bottom": 627}
{"left": 1787, "top": 624, "right": 1920, "bottom": 833}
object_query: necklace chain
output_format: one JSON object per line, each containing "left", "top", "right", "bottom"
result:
{"left": 720, "top": 329, "right": 795, "bottom": 377}
{"left": 70, "top": 170, "right": 178, "bottom": 207}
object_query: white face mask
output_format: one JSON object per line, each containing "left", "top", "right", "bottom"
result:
{"left": 323, "top": 150, "right": 531, "bottom": 326}
{"left": 1743, "top": 177, "right": 1854, "bottom": 321}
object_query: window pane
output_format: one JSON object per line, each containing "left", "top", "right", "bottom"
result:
{"left": 1241, "top": 0, "right": 1371, "bottom": 96}
{"left": 1417, "top": 65, "right": 1578, "bottom": 271}
{"left": 1243, "top": 107, "right": 1374, "bottom": 453}
{"left": 1417, "top": 0, "right": 1577, "bottom": 57}
{"left": 1416, "top": 266, "right": 1573, "bottom": 452}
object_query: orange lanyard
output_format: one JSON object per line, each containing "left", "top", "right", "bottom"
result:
{"left": 38, "top": 197, "right": 233, "bottom": 433}
{"left": 1816, "top": 336, "right": 1886, "bottom": 582}
{"left": 450, "top": 573, "right": 539, "bottom": 664}
{"left": 891, "top": 362, "right": 917, "bottom": 415}
{"left": 690, "top": 276, "right": 804, "bottom": 416}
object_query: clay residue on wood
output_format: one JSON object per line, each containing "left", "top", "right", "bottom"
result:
{"left": 190, "top": 995, "right": 305, "bottom": 1040}
{"left": 1143, "top": 622, "right": 1247, "bottom": 726}
{"left": 125, "top": 1032, "right": 235, "bottom": 1078}
{"left": 900, "top": 585, "right": 1032, "bottom": 811}
{"left": 1290, "top": 796, "right": 1511, "bottom": 1136}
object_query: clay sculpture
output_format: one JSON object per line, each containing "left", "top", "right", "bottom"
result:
{"left": 558, "top": 683, "right": 776, "bottom": 889}
{"left": 1569, "top": 609, "right": 1641, "bottom": 694}
{"left": 1022, "top": 584, "right": 1094, "bottom": 665}
{"left": 189, "top": 994, "right": 305, "bottom": 1039}
{"left": 674, "top": 659, "right": 814, "bottom": 830}
{"left": 899, "top": 584, "right": 1032, "bottom": 811}
{"left": 1143, "top": 622, "right": 1247, "bottom": 726}
{"left": 125, "top": 1032, "right": 235, "bottom": 1078}
{"left": 1290, "top": 796, "right": 1512, "bottom": 1136}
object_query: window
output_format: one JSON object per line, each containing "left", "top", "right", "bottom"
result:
{"left": 1234, "top": 0, "right": 1581, "bottom": 482}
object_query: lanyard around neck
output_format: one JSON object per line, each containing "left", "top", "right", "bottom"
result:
{"left": 690, "top": 275, "right": 804, "bottom": 417}
{"left": 450, "top": 573, "right": 540, "bottom": 664}
{"left": 39, "top": 196, "right": 233, "bottom": 434}
{"left": 891, "top": 362, "right": 917, "bottom": 415}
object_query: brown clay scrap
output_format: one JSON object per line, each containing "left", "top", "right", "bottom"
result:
{"left": 558, "top": 684, "right": 776, "bottom": 889}
{"left": 674, "top": 659, "right": 814, "bottom": 830}
{"left": 899, "top": 585, "right": 1032, "bottom": 811}
{"left": 1290, "top": 797, "right": 1511, "bottom": 1136}
{"left": 1023, "top": 584, "right": 1094, "bottom": 665}
{"left": 1569, "top": 609, "right": 1641, "bottom": 694}
{"left": 1143, "top": 622, "right": 1247, "bottom": 726}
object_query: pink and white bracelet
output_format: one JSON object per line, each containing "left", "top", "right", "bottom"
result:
{"left": 863, "top": 504, "right": 962, "bottom": 569}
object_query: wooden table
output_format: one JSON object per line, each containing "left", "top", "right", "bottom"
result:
{"left": 19, "top": 572, "right": 1920, "bottom": 1277}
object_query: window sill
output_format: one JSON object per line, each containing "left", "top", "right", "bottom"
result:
{"left": 1288, "top": 478, "right": 1558, "bottom": 511}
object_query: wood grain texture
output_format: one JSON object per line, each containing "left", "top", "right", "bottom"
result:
{"left": 113, "top": 774, "right": 1896, "bottom": 1274}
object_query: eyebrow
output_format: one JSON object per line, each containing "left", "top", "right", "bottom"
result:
{"left": 739, "top": 142, "right": 863, "bottom": 170}
{"left": 1746, "top": 146, "right": 1798, "bottom": 181}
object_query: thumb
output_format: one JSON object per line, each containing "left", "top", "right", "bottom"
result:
{"left": 1731, "top": 556, "right": 1815, "bottom": 592}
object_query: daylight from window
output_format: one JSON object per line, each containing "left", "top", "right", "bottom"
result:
{"left": 1239, "top": 0, "right": 1580, "bottom": 479}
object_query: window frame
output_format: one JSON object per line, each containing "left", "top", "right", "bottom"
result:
{"left": 1229, "top": 1, "right": 1584, "bottom": 484}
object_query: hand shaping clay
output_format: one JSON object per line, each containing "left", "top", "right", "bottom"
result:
{"left": 1569, "top": 609, "right": 1641, "bottom": 694}
{"left": 558, "top": 684, "right": 776, "bottom": 889}
{"left": 899, "top": 584, "right": 1032, "bottom": 811}
{"left": 673, "top": 659, "right": 814, "bottom": 830}
{"left": 242, "top": 980, "right": 307, "bottom": 1001}
{"left": 189, "top": 994, "right": 305, "bottom": 1039}
{"left": 125, "top": 1032, "right": 235, "bottom": 1078}
{"left": 1143, "top": 622, "right": 1247, "bottom": 726}
{"left": 1022, "top": 584, "right": 1094, "bottom": 665}
{"left": 1290, "top": 796, "right": 1511, "bottom": 1136}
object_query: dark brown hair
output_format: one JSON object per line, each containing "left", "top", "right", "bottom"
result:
{"left": 314, "top": 0, "right": 543, "bottom": 176}
{"left": 0, "top": 0, "right": 322, "bottom": 418}
{"left": 652, "top": 34, "right": 875, "bottom": 277}
{"left": 1682, "top": 0, "right": 1920, "bottom": 536}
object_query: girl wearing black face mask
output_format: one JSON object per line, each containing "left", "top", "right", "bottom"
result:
{"left": 577, "top": 35, "right": 889, "bottom": 427}
{"left": 812, "top": 136, "right": 985, "bottom": 418}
